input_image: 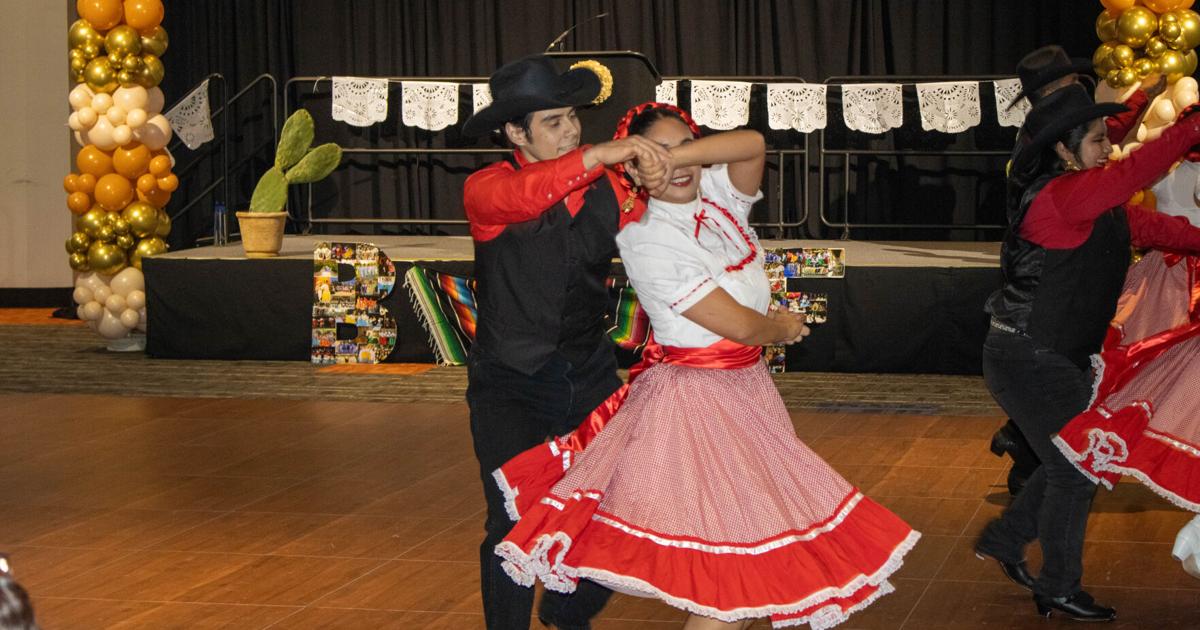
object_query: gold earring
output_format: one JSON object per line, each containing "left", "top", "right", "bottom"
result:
{"left": 1065, "top": 160, "right": 1081, "bottom": 171}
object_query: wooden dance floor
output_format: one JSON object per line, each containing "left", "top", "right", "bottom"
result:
{"left": 3, "top": 392, "right": 1198, "bottom": 629}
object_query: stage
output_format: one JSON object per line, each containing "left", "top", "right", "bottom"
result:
{"left": 143, "top": 236, "right": 1002, "bottom": 374}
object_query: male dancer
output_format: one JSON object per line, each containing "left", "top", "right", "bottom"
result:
{"left": 460, "top": 55, "right": 669, "bottom": 630}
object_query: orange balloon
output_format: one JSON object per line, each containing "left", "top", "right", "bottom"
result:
{"left": 113, "top": 142, "right": 152, "bottom": 179}
{"left": 67, "top": 191, "right": 92, "bottom": 215}
{"left": 123, "top": 0, "right": 164, "bottom": 31}
{"left": 156, "top": 173, "right": 178, "bottom": 192}
{"left": 1100, "top": 0, "right": 1137, "bottom": 11}
{"left": 77, "top": 173, "right": 97, "bottom": 194}
{"left": 1143, "top": 0, "right": 1173, "bottom": 12}
{"left": 137, "top": 173, "right": 157, "bottom": 192}
{"left": 137, "top": 186, "right": 170, "bottom": 208}
{"left": 77, "top": 0, "right": 124, "bottom": 31}
{"left": 76, "top": 145, "right": 114, "bottom": 178}
{"left": 148, "top": 154, "right": 171, "bottom": 177}
{"left": 64, "top": 174, "right": 80, "bottom": 193}
{"left": 94, "top": 173, "right": 134, "bottom": 211}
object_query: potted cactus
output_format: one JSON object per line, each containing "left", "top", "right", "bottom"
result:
{"left": 237, "top": 109, "right": 342, "bottom": 257}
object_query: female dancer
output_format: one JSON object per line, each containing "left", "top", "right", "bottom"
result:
{"left": 976, "top": 84, "right": 1200, "bottom": 621}
{"left": 492, "top": 103, "right": 919, "bottom": 629}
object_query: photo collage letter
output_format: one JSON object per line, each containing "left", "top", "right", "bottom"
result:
{"left": 312, "top": 241, "right": 399, "bottom": 364}
{"left": 762, "top": 248, "right": 844, "bottom": 373}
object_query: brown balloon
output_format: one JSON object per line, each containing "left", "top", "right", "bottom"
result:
{"left": 84, "top": 57, "right": 117, "bottom": 93}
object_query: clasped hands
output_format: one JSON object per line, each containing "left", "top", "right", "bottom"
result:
{"left": 585, "top": 137, "right": 674, "bottom": 197}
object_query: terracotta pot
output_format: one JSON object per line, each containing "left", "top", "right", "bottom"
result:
{"left": 235, "top": 211, "right": 287, "bottom": 258}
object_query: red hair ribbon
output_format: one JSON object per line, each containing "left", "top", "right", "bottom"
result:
{"left": 611, "top": 102, "right": 702, "bottom": 198}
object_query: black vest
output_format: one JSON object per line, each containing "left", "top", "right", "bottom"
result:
{"left": 472, "top": 157, "right": 620, "bottom": 375}
{"left": 986, "top": 177, "right": 1131, "bottom": 369}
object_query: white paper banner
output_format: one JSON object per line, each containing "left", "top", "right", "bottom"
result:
{"left": 766, "top": 83, "right": 828, "bottom": 132}
{"left": 164, "top": 79, "right": 214, "bottom": 150}
{"left": 841, "top": 83, "right": 904, "bottom": 134}
{"left": 332, "top": 76, "right": 389, "bottom": 127}
{"left": 690, "top": 80, "right": 752, "bottom": 130}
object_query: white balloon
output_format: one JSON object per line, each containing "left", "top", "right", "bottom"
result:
{"left": 74, "top": 130, "right": 86, "bottom": 146}
{"left": 109, "top": 266, "right": 145, "bottom": 296}
{"left": 105, "top": 293, "right": 127, "bottom": 314}
{"left": 112, "top": 125, "right": 133, "bottom": 147}
{"left": 146, "top": 87, "right": 165, "bottom": 115}
{"left": 125, "top": 107, "right": 148, "bottom": 129}
{"left": 92, "top": 285, "right": 112, "bottom": 304}
{"left": 135, "top": 116, "right": 169, "bottom": 151}
{"left": 125, "top": 289, "right": 146, "bottom": 310}
{"left": 91, "top": 92, "right": 113, "bottom": 114}
{"left": 69, "top": 84, "right": 95, "bottom": 110}
{"left": 136, "top": 309, "right": 147, "bottom": 332}
{"left": 86, "top": 320, "right": 98, "bottom": 332}
{"left": 77, "top": 107, "right": 98, "bottom": 128}
{"left": 97, "top": 309, "right": 130, "bottom": 339}
{"left": 76, "top": 305, "right": 87, "bottom": 321}
{"left": 119, "top": 308, "right": 140, "bottom": 329}
{"left": 106, "top": 105, "right": 127, "bottom": 125}
{"left": 72, "top": 285, "right": 93, "bottom": 305}
{"left": 81, "top": 300, "right": 104, "bottom": 321}
{"left": 87, "top": 117, "right": 117, "bottom": 150}
{"left": 68, "top": 112, "right": 83, "bottom": 131}
{"left": 113, "top": 86, "right": 148, "bottom": 112}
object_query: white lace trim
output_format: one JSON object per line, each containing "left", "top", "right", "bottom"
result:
{"left": 841, "top": 83, "right": 903, "bottom": 134}
{"left": 499, "top": 528, "right": 919, "bottom": 629}
{"left": 472, "top": 83, "right": 492, "bottom": 114}
{"left": 766, "top": 83, "right": 827, "bottom": 132}
{"left": 164, "top": 78, "right": 214, "bottom": 150}
{"left": 915, "top": 81, "right": 980, "bottom": 133}
{"left": 691, "top": 80, "right": 753, "bottom": 130}
{"left": 1088, "top": 353, "right": 1106, "bottom": 408}
{"left": 655, "top": 80, "right": 678, "bottom": 106}
{"left": 331, "top": 76, "right": 389, "bottom": 127}
{"left": 492, "top": 468, "right": 521, "bottom": 522}
{"left": 1146, "top": 427, "right": 1200, "bottom": 459}
{"left": 994, "top": 78, "right": 1029, "bottom": 128}
{"left": 401, "top": 81, "right": 459, "bottom": 131}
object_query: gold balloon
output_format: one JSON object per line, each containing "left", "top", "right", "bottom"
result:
{"left": 1186, "top": 50, "right": 1198, "bottom": 77}
{"left": 96, "top": 225, "right": 115, "bottom": 243}
{"left": 131, "top": 237, "right": 168, "bottom": 269}
{"left": 81, "top": 42, "right": 100, "bottom": 59}
{"left": 1161, "top": 49, "right": 1188, "bottom": 81}
{"left": 70, "top": 56, "right": 88, "bottom": 73}
{"left": 79, "top": 208, "right": 107, "bottom": 239}
{"left": 1098, "top": 11, "right": 1120, "bottom": 42}
{"left": 139, "top": 54, "right": 164, "bottom": 88}
{"left": 118, "top": 70, "right": 136, "bottom": 87}
{"left": 1181, "top": 10, "right": 1200, "bottom": 49}
{"left": 139, "top": 26, "right": 169, "bottom": 57}
{"left": 112, "top": 218, "right": 130, "bottom": 235}
{"left": 1163, "top": 12, "right": 1181, "bottom": 25}
{"left": 69, "top": 252, "right": 90, "bottom": 271}
{"left": 122, "top": 201, "right": 159, "bottom": 237}
{"left": 1094, "top": 43, "right": 1117, "bottom": 75}
{"left": 1118, "top": 67, "right": 1138, "bottom": 87}
{"left": 116, "top": 234, "right": 135, "bottom": 250}
{"left": 84, "top": 57, "right": 117, "bottom": 93}
{"left": 1112, "top": 44, "right": 1136, "bottom": 68}
{"left": 106, "top": 25, "right": 143, "bottom": 58}
{"left": 1135, "top": 57, "right": 1158, "bottom": 78}
{"left": 1118, "top": 6, "right": 1158, "bottom": 48}
{"left": 1163, "top": 21, "right": 1184, "bottom": 42}
{"left": 87, "top": 241, "right": 127, "bottom": 276}
{"left": 154, "top": 208, "right": 171, "bottom": 237}
{"left": 67, "top": 231, "right": 91, "bottom": 254}
{"left": 68, "top": 19, "right": 103, "bottom": 50}
{"left": 1147, "top": 36, "right": 1170, "bottom": 58}
{"left": 123, "top": 56, "right": 143, "bottom": 72}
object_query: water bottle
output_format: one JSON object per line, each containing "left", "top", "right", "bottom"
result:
{"left": 213, "top": 202, "right": 227, "bottom": 245}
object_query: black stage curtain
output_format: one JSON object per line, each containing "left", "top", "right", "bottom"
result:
{"left": 160, "top": 1, "right": 1100, "bottom": 246}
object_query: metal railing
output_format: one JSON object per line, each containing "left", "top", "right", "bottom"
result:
{"left": 818, "top": 75, "right": 1015, "bottom": 239}
{"left": 169, "top": 73, "right": 278, "bottom": 246}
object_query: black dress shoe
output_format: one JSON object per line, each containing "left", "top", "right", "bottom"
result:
{"left": 990, "top": 424, "right": 1020, "bottom": 457}
{"left": 1033, "top": 590, "right": 1116, "bottom": 621}
{"left": 974, "top": 548, "right": 1036, "bottom": 591}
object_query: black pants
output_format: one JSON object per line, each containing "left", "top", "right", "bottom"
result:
{"left": 466, "top": 342, "right": 621, "bottom": 630}
{"left": 977, "top": 329, "right": 1098, "bottom": 598}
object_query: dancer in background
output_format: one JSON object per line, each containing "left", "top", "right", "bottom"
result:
{"left": 494, "top": 103, "right": 919, "bottom": 629}
{"left": 977, "top": 84, "right": 1200, "bottom": 621}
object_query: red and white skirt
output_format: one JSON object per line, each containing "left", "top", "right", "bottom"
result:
{"left": 493, "top": 343, "right": 919, "bottom": 629}
{"left": 1055, "top": 251, "right": 1200, "bottom": 511}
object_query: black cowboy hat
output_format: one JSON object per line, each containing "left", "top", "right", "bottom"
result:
{"left": 462, "top": 55, "right": 601, "bottom": 137}
{"left": 1011, "top": 84, "right": 1127, "bottom": 172}
{"left": 1008, "top": 45, "right": 1094, "bottom": 110}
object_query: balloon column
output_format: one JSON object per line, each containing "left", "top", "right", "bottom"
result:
{"left": 66, "top": 0, "right": 172, "bottom": 341}
{"left": 1095, "top": 1, "right": 1200, "bottom": 89}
